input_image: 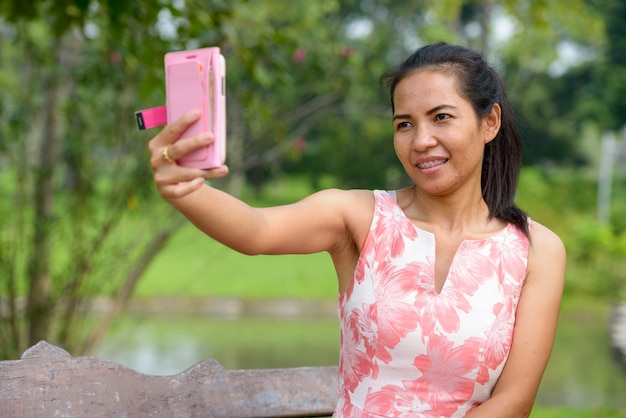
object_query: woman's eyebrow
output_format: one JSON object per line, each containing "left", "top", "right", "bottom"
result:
{"left": 392, "top": 113, "right": 411, "bottom": 121}
{"left": 393, "top": 104, "right": 459, "bottom": 121}
{"left": 426, "top": 104, "right": 457, "bottom": 115}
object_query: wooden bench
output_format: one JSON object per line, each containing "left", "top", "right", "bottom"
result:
{"left": 0, "top": 341, "right": 339, "bottom": 417}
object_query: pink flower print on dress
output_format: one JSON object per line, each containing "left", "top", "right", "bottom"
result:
{"left": 370, "top": 261, "right": 424, "bottom": 362}
{"left": 361, "top": 336, "right": 483, "bottom": 417}
{"left": 372, "top": 194, "right": 419, "bottom": 258}
{"left": 340, "top": 312, "right": 374, "bottom": 393}
{"left": 475, "top": 300, "right": 517, "bottom": 384}
{"left": 495, "top": 229, "right": 529, "bottom": 297}
{"left": 411, "top": 335, "right": 481, "bottom": 416}
{"left": 447, "top": 239, "right": 497, "bottom": 296}
{"left": 363, "top": 384, "right": 424, "bottom": 418}
{"left": 350, "top": 306, "right": 381, "bottom": 378}
{"left": 416, "top": 284, "right": 472, "bottom": 342}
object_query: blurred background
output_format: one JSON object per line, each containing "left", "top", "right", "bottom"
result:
{"left": 1, "top": 0, "right": 625, "bottom": 415}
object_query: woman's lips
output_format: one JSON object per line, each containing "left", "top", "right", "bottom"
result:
{"left": 416, "top": 159, "right": 448, "bottom": 169}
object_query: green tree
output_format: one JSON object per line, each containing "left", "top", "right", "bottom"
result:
{"left": 0, "top": 0, "right": 619, "bottom": 361}
{"left": 495, "top": 0, "right": 608, "bottom": 165}
{"left": 291, "top": 0, "right": 608, "bottom": 188}
{"left": 0, "top": 0, "right": 183, "bottom": 359}
{"left": 0, "top": 0, "right": 356, "bottom": 359}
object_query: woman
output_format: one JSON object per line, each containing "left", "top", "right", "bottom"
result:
{"left": 148, "top": 42, "right": 566, "bottom": 417}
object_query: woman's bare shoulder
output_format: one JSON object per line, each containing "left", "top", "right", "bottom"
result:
{"left": 305, "top": 188, "right": 375, "bottom": 209}
{"left": 526, "top": 220, "right": 566, "bottom": 287}
{"left": 297, "top": 188, "right": 375, "bottom": 227}
{"left": 311, "top": 188, "right": 376, "bottom": 246}
{"left": 528, "top": 220, "right": 565, "bottom": 254}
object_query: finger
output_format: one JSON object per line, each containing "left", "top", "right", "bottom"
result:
{"left": 149, "top": 110, "right": 201, "bottom": 150}
{"left": 164, "top": 165, "right": 228, "bottom": 182}
{"left": 202, "top": 164, "right": 229, "bottom": 178}
{"left": 156, "top": 166, "right": 229, "bottom": 200}
{"left": 161, "top": 177, "right": 206, "bottom": 200}
{"left": 153, "top": 163, "right": 227, "bottom": 187}
{"left": 163, "top": 132, "right": 214, "bottom": 162}
{"left": 153, "top": 166, "right": 208, "bottom": 187}
{"left": 150, "top": 146, "right": 179, "bottom": 171}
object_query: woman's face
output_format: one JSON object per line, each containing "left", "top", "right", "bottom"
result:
{"left": 392, "top": 69, "right": 500, "bottom": 198}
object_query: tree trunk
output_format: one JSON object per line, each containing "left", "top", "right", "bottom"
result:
{"left": 478, "top": 0, "right": 492, "bottom": 55}
{"left": 26, "top": 32, "right": 79, "bottom": 346}
{"left": 26, "top": 79, "right": 58, "bottom": 345}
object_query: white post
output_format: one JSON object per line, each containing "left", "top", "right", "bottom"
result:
{"left": 597, "top": 132, "right": 616, "bottom": 222}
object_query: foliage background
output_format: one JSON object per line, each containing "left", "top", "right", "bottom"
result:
{"left": 1, "top": 0, "right": 625, "bottom": 377}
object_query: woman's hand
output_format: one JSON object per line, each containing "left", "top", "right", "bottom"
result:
{"left": 148, "top": 110, "right": 228, "bottom": 201}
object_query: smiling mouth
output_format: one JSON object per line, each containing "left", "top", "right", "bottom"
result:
{"left": 416, "top": 159, "right": 448, "bottom": 169}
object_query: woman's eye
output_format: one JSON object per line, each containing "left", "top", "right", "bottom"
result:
{"left": 435, "top": 113, "right": 451, "bottom": 121}
{"left": 396, "top": 121, "right": 412, "bottom": 130}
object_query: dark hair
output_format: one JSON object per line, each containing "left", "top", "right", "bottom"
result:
{"left": 380, "top": 42, "right": 529, "bottom": 238}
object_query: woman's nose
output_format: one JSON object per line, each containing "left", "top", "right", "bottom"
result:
{"left": 412, "top": 125, "right": 437, "bottom": 151}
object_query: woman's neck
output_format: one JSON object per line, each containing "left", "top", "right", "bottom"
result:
{"left": 396, "top": 185, "right": 502, "bottom": 235}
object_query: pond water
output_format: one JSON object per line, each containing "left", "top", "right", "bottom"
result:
{"left": 96, "top": 303, "right": 626, "bottom": 409}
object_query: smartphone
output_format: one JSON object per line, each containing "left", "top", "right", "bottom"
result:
{"left": 164, "top": 47, "right": 226, "bottom": 169}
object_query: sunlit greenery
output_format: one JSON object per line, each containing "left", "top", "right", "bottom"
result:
{"left": 531, "top": 408, "right": 626, "bottom": 418}
{"left": 1, "top": 6, "right": 625, "bottom": 416}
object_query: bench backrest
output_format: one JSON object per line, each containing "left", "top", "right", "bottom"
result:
{"left": 0, "top": 341, "right": 338, "bottom": 417}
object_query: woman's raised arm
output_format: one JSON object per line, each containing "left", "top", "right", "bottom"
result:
{"left": 148, "top": 110, "right": 370, "bottom": 258}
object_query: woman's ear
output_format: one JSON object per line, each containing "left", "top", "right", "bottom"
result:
{"left": 483, "top": 103, "right": 501, "bottom": 144}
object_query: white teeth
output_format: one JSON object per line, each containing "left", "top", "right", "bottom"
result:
{"left": 417, "top": 160, "right": 447, "bottom": 169}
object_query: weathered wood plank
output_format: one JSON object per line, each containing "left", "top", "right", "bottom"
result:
{"left": 0, "top": 341, "right": 338, "bottom": 417}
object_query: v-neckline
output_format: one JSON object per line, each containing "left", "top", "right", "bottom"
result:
{"left": 410, "top": 226, "right": 465, "bottom": 295}
{"left": 385, "top": 190, "right": 510, "bottom": 295}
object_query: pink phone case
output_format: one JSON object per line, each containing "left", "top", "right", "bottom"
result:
{"left": 164, "top": 47, "right": 226, "bottom": 169}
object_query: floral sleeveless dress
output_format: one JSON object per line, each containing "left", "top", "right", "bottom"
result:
{"left": 334, "top": 190, "right": 530, "bottom": 417}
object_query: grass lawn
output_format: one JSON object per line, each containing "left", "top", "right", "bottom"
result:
{"left": 530, "top": 408, "right": 626, "bottom": 417}
{"left": 135, "top": 176, "right": 339, "bottom": 300}
{"left": 134, "top": 219, "right": 338, "bottom": 300}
